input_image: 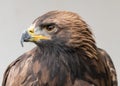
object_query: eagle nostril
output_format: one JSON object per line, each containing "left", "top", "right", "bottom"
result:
{"left": 29, "top": 30, "right": 34, "bottom": 33}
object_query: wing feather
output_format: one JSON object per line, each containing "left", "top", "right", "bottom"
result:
{"left": 98, "top": 48, "right": 117, "bottom": 86}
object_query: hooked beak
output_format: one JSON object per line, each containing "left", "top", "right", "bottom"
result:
{"left": 20, "top": 25, "right": 51, "bottom": 47}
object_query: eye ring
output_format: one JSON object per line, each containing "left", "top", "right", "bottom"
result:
{"left": 45, "top": 25, "right": 57, "bottom": 33}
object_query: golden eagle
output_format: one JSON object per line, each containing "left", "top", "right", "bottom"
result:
{"left": 2, "top": 11, "right": 117, "bottom": 86}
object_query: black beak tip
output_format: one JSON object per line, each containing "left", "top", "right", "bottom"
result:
{"left": 20, "top": 33, "right": 25, "bottom": 47}
{"left": 21, "top": 41, "right": 24, "bottom": 47}
{"left": 20, "top": 31, "right": 31, "bottom": 47}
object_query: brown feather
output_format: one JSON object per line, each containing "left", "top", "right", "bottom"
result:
{"left": 2, "top": 11, "right": 117, "bottom": 86}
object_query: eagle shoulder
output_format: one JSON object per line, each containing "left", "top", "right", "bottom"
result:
{"left": 2, "top": 47, "right": 38, "bottom": 86}
{"left": 98, "top": 48, "right": 117, "bottom": 86}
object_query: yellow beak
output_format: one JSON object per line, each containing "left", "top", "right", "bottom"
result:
{"left": 21, "top": 25, "right": 51, "bottom": 47}
{"left": 27, "top": 26, "right": 50, "bottom": 42}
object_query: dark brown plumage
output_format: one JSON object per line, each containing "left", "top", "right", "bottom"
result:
{"left": 2, "top": 11, "right": 117, "bottom": 86}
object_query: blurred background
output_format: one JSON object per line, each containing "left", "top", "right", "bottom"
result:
{"left": 0, "top": 0, "right": 119, "bottom": 85}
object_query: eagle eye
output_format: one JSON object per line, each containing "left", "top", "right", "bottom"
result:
{"left": 45, "top": 24, "right": 57, "bottom": 33}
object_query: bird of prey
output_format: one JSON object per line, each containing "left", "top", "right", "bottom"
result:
{"left": 2, "top": 11, "right": 117, "bottom": 86}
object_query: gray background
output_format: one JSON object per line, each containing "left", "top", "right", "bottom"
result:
{"left": 0, "top": 0, "right": 119, "bottom": 85}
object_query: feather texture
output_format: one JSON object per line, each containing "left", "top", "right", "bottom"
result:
{"left": 2, "top": 11, "right": 117, "bottom": 86}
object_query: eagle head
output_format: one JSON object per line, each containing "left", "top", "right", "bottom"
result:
{"left": 21, "top": 11, "right": 97, "bottom": 58}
